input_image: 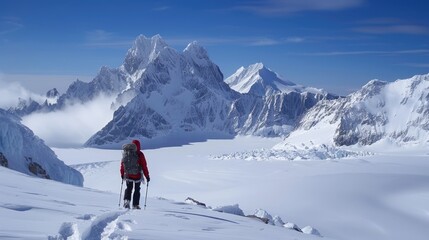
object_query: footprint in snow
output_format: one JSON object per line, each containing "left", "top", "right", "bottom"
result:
{"left": 76, "top": 214, "right": 96, "bottom": 221}
{"left": 165, "top": 213, "right": 191, "bottom": 220}
{"left": 48, "top": 222, "right": 80, "bottom": 240}
{"left": 117, "top": 221, "right": 132, "bottom": 231}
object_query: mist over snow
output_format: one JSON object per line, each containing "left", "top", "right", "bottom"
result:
{"left": 0, "top": 78, "right": 47, "bottom": 109}
{"left": 22, "top": 95, "right": 116, "bottom": 147}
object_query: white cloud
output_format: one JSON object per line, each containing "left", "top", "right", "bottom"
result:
{"left": 167, "top": 36, "right": 303, "bottom": 47}
{"left": 84, "top": 30, "right": 133, "bottom": 48}
{"left": 22, "top": 95, "right": 116, "bottom": 148}
{"left": 400, "top": 63, "right": 429, "bottom": 68}
{"left": 299, "top": 49, "right": 429, "bottom": 56}
{"left": 1, "top": 73, "right": 92, "bottom": 94}
{"left": 86, "top": 29, "right": 114, "bottom": 42}
{"left": 0, "top": 77, "right": 46, "bottom": 109}
{"left": 153, "top": 6, "right": 171, "bottom": 11}
{"left": 0, "top": 17, "right": 24, "bottom": 35}
{"left": 354, "top": 25, "right": 429, "bottom": 35}
{"left": 235, "top": 0, "right": 363, "bottom": 15}
{"left": 248, "top": 38, "right": 280, "bottom": 46}
{"left": 285, "top": 37, "right": 305, "bottom": 43}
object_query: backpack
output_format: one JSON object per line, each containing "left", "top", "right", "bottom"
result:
{"left": 122, "top": 143, "right": 141, "bottom": 175}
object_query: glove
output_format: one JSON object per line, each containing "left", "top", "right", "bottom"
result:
{"left": 146, "top": 176, "right": 150, "bottom": 182}
{"left": 121, "top": 175, "right": 124, "bottom": 180}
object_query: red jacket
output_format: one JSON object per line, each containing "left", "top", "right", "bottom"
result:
{"left": 120, "top": 140, "right": 150, "bottom": 180}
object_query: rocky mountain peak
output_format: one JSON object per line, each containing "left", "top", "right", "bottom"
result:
{"left": 123, "top": 34, "right": 168, "bottom": 74}
{"left": 46, "top": 88, "right": 59, "bottom": 99}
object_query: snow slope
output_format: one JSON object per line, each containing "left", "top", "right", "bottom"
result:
{"left": 54, "top": 136, "right": 429, "bottom": 240}
{"left": 0, "top": 161, "right": 325, "bottom": 240}
{"left": 0, "top": 109, "right": 83, "bottom": 186}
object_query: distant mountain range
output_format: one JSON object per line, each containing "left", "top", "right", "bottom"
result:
{"left": 7, "top": 34, "right": 429, "bottom": 148}
{"left": 8, "top": 35, "right": 333, "bottom": 147}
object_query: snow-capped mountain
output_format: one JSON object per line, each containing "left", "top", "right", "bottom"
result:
{"left": 275, "top": 73, "right": 429, "bottom": 148}
{"left": 226, "top": 63, "right": 336, "bottom": 136}
{"left": 225, "top": 63, "right": 322, "bottom": 96}
{"left": 123, "top": 34, "right": 168, "bottom": 76}
{"left": 0, "top": 109, "right": 83, "bottom": 186}
{"left": 86, "top": 36, "right": 239, "bottom": 146}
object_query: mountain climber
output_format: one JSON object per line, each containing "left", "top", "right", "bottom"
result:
{"left": 120, "top": 139, "right": 150, "bottom": 209}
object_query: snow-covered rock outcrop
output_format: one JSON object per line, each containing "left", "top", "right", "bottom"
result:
{"left": 0, "top": 109, "right": 83, "bottom": 186}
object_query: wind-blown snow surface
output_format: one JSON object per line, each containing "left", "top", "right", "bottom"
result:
{"left": 48, "top": 136, "right": 429, "bottom": 240}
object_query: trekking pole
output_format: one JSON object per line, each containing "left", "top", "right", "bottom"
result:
{"left": 144, "top": 182, "right": 149, "bottom": 210}
{"left": 118, "top": 179, "right": 124, "bottom": 207}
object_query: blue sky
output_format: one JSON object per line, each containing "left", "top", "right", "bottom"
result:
{"left": 0, "top": 0, "right": 428, "bottom": 95}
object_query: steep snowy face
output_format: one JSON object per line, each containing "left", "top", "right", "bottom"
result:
{"left": 0, "top": 109, "right": 83, "bottom": 186}
{"left": 123, "top": 34, "right": 168, "bottom": 75}
{"left": 183, "top": 41, "right": 230, "bottom": 94}
{"left": 225, "top": 63, "right": 298, "bottom": 96}
{"left": 229, "top": 91, "right": 334, "bottom": 136}
{"left": 282, "top": 73, "right": 429, "bottom": 147}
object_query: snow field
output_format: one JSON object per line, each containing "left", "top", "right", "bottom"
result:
{"left": 0, "top": 165, "right": 324, "bottom": 240}
{"left": 54, "top": 136, "right": 429, "bottom": 240}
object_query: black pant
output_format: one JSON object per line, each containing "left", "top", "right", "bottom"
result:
{"left": 124, "top": 181, "right": 141, "bottom": 206}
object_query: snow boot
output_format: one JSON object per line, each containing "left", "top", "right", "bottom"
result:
{"left": 133, "top": 205, "right": 141, "bottom": 210}
{"left": 123, "top": 200, "right": 130, "bottom": 209}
